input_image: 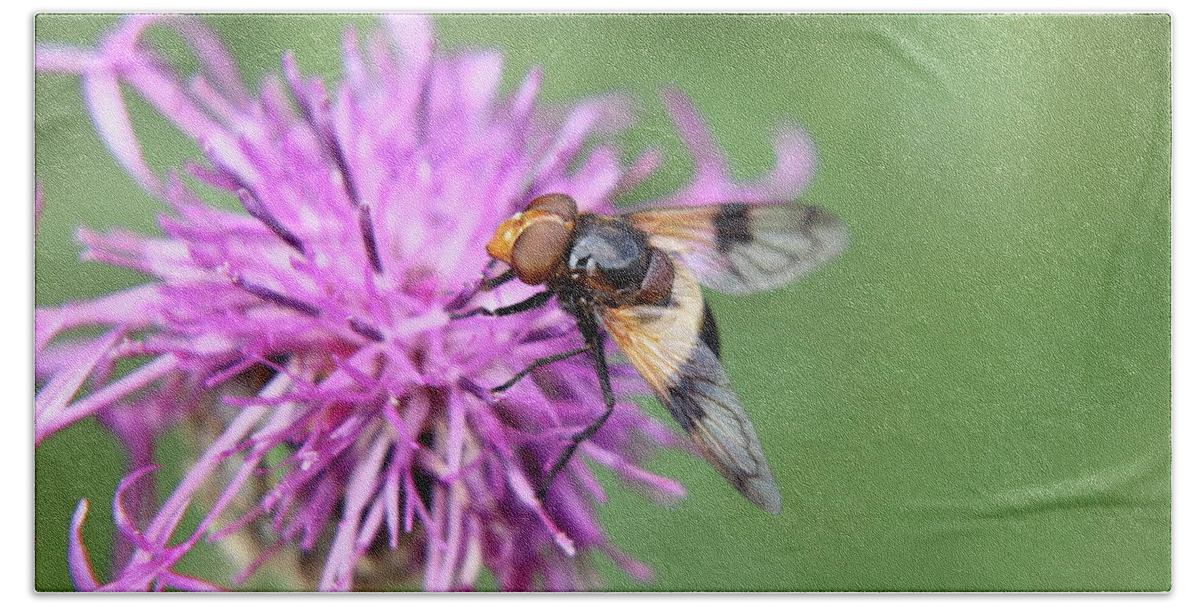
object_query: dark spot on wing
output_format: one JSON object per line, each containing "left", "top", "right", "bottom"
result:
{"left": 663, "top": 341, "right": 724, "bottom": 432}
{"left": 714, "top": 204, "right": 753, "bottom": 253}
{"left": 666, "top": 374, "right": 707, "bottom": 432}
{"left": 700, "top": 300, "right": 721, "bottom": 358}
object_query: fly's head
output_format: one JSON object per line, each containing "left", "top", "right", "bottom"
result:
{"left": 486, "top": 193, "right": 578, "bottom": 285}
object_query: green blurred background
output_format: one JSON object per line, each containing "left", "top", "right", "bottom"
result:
{"left": 34, "top": 14, "right": 1170, "bottom": 591}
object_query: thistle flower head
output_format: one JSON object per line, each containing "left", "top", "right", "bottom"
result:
{"left": 35, "top": 15, "right": 816, "bottom": 591}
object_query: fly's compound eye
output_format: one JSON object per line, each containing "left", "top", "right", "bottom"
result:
{"left": 511, "top": 218, "right": 572, "bottom": 285}
{"left": 524, "top": 193, "right": 578, "bottom": 221}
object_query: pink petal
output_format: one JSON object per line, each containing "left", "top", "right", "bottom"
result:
{"left": 66, "top": 500, "right": 101, "bottom": 591}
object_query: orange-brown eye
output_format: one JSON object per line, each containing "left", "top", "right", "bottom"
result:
{"left": 511, "top": 219, "right": 572, "bottom": 285}
{"left": 524, "top": 193, "right": 578, "bottom": 221}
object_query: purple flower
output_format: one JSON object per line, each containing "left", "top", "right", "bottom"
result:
{"left": 35, "top": 15, "right": 817, "bottom": 591}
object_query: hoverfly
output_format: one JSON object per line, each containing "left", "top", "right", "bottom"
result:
{"left": 452, "top": 193, "right": 847, "bottom": 513}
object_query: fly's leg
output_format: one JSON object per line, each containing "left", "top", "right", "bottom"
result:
{"left": 479, "top": 268, "right": 517, "bottom": 292}
{"left": 537, "top": 314, "right": 615, "bottom": 502}
{"left": 446, "top": 266, "right": 516, "bottom": 312}
{"left": 491, "top": 345, "right": 591, "bottom": 394}
{"left": 449, "top": 289, "right": 553, "bottom": 320}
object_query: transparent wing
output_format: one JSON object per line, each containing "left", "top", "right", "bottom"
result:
{"left": 624, "top": 203, "right": 847, "bottom": 295}
{"left": 601, "top": 261, "right": 781, "bottom": 513}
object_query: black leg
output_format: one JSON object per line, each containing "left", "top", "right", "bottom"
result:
{"left": 537, "top": 314, "right": 615, "bottom": 502}
{"left": 480, "top": 268, "right": 516, "bottom": 292}
{"left": 491, "top": 345, "right": 591, "bottom": 394}
{"left": 449, "top": 289, "right": 553, "bottom": 320}
{"left": 447, "top": 267, "right": 516, "bottom": 312}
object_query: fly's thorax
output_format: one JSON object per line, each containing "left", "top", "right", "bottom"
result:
{"left": 566, "top": 214, "right": 674, "bottom": 307}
